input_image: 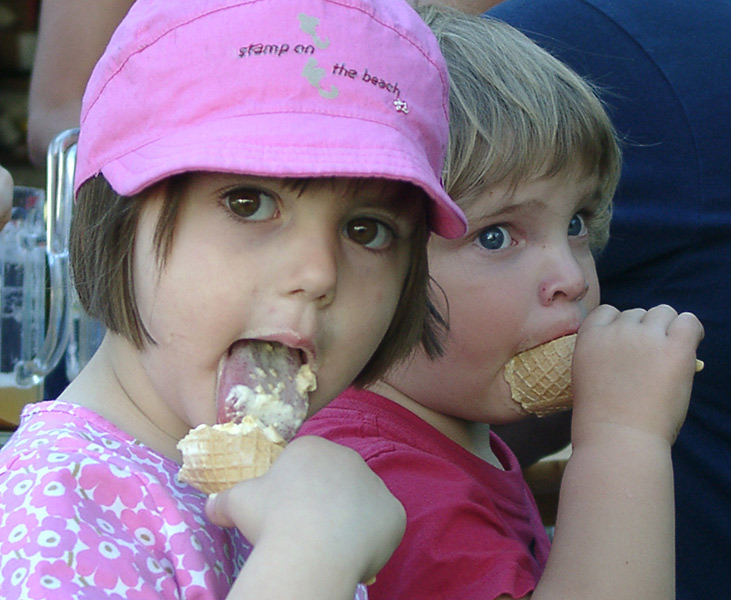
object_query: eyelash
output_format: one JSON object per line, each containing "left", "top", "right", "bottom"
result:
{"left": 219, "top": 186, "right": 399, "bottom": 251}
{"left": 220, "top": 186, "right": 279, "bottom": 222}
{"left": 476, "top": 211, "right": 593, "bottom": 251}
{"left": 568, "top": 213, "right": 588, "bottom": 237}
{"left": 476, "top": 224, "right": 513, "bottom": 251}
{"left": 344, "top": 218, "right": 397, "bottom": 250}
{"left": 574, "top": 208, "right": 600, "bottom": 238}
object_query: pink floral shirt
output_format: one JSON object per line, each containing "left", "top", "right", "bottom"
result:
{"left": 0, "top": 401, "right": 370, "bottom": 600}
{"left": 0, "top": 401, "right": 247, "bottom": 599}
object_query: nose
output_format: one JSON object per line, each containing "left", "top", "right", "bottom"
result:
{"left": 279, "top": 223, "right": 338, "bottom": 307}
{"left": 537, "top": 244, "right": 590, "bottom": 306}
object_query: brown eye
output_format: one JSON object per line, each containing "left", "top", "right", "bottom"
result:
{"left": 346, "top": 218, "right": 393, "bottom": 249}
{"left": 225, "top": 188, "right": 277, "bottom": 221}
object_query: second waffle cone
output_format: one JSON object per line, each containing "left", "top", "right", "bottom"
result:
{"left": 504, "top": 334, "right": 576, "bottom": 417}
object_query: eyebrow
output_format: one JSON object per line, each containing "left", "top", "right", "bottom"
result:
{"left": 465, "top": 185, "right": 603, "bottom": 224}
{"left": 368, "top": 186, "right": 419, "bottom": 213}
{"left": 338, "top": 180, "right": 423, "bottom": 218}
{"left": 464, "top": 197, "right": 538, "bottom": 224}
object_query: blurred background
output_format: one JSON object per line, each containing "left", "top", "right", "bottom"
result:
{"left": 0, "top": 0, "right": 44, "bottom": 188}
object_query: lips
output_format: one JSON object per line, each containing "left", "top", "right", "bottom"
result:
{"left": 216, "top": 340, "right": 316, "bottom": 440}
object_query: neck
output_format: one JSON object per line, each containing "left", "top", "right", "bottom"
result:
{"left": 367, "top": 380, "right": 504, "bottom": 469}
{"left": 58, "top": 334, "right": 187, "bottom": 462}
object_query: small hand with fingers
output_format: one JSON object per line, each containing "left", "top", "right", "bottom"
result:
{"left": 571, "top": 304, "right": 704, "bottom": 446}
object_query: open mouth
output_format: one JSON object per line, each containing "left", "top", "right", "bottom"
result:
{"left": 216, "top": 340, "right": 316, "bottom": 440}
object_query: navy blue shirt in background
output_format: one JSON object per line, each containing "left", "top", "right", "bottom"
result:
{"left": 487, "top": 1, "right": 731, "bottom": 597}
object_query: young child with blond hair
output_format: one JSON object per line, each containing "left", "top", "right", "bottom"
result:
{"left": 299, "top": 7, "right": 703, "bottom": 599}
{"left": 0, "top": 1, "right": 468, "bottom": 598}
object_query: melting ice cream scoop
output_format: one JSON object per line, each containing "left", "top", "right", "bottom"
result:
{"left": 216, "top": 340, "right": 317, "bottom": 440}
{"left": 178, "top": 340, "right": 318, "bottom": 494}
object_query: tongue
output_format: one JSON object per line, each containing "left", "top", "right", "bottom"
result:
{"left": 216, "top": 340, "right": 313, "bottom": 440}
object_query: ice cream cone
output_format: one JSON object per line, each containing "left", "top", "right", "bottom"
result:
{"left": 178, "top": 419, "right": 286, "bottom": 494}
{"left": 504, "top": 334, "right": 704, "bottom": 417}
{"left": 504, "top": 334, "right": 576, "bottom": 417}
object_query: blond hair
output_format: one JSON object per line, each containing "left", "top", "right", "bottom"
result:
{"left": 418, "top": 5, "right": 621, "bottom": 250}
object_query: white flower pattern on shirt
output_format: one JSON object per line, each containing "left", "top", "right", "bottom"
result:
{"left": 0, "top": 401, "right": 369, "bottom": 600}
{"left": 0, "top": 401, "right": 245, "bottom": 598}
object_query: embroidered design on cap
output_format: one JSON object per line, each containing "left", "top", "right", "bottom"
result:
{"left": 298, "top": 13, "right": 330, "bottom": 49}
{"left": 394, "top": 99, "right": 409, "bottom": 113}
{"left": 237, "top": 11, "right": 409, "bottom": 112}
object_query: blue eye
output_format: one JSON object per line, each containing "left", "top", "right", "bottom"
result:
{"left": 225, "top": 188, "right": 278, "bottom": 221}
{"left": 346, "top": 218, "right": 394, "bottom": 250}
{"left": 568, "top": 213, "right": 587, "bottom": 237}
{"left": 478, "top": 225, "right": 512, "bottom": 250}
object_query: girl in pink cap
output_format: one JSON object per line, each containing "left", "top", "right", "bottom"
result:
{"left": 0, "top": 1, "right": 467, "bottom": 598}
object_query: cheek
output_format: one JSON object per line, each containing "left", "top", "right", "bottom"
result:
{"left": 132, "top": 211, "right": 162, "bottom": 327}
{"left": 584, "top": 261, "right": 601, "bottom": 310}
{"left": 339, "top": 256, "right": 408, "bottom": 350}
{"left": 448, "top": 302, "right": 510, "bottom": 371}
{"left": 587, "top": 283, "right": 601, "bottom": 310}
{"left": 308, "top": 274, "right": 401, "bottom": 414}
{"left": 441, "top": 266, "right": 521, "bottom": 353}
{"left": 353, "top": 267, "right": 402, "bottom": 339}
{"left": 133, "top": 251, "right": 207, "bottom": 341}
{"left": 133, "top": 209, "right": 237, "bottom": 342}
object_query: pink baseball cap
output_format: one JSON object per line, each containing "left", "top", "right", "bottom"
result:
{"left": 74, "top": 0, "right": 466, "bottom": 237}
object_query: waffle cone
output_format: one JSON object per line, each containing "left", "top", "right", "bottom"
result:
{"left": 504, "top": 334, "right": 577, "bottom": 417}
{"left": 178, "top": 422, "right": 286, "bottom": 494}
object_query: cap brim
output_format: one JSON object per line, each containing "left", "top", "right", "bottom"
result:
{"left": 91, "top": 113, "right": 466, "bottom": 238}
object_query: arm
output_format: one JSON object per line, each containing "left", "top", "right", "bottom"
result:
{"left": 0, "top": 165, "right": 11, "bottom": 230}
{"left": 27, "top": 0, "right": 135, "bottom": 165}
{"left": 206, "top": 435, "right": 406, "bottom": 600}
{"left": 526, "top": 305, "right": 703, "bottom": 600}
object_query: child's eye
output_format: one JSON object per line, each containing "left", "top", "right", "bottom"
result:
{"left": 345, "top": 218, "right": 394, "bottom": 250}
{"left": 224, "top": 188, "right": 278, "bottom": 221}
{"left": 568, "top": 213, "right": 588, "bottom": 237}
{"left": 477, "top": 225, "right": 512, "bottom": 250}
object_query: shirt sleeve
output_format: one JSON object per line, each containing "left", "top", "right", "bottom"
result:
{"left": 0, "top": 446, "right": 229, "bottom": 599}
{"left": 363, "top": 447, "right": 544, "bottom": 600}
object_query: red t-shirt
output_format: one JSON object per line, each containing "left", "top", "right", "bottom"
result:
{"left": 298, "top": 388, "right": 550, "bottom": 600}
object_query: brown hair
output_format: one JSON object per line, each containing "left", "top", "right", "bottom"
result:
{"left": 70, "top": 174, "right": 443, "bottom": 386}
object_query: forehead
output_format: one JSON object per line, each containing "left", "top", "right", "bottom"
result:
{"left": 463, "top": 169, "right": 602, "bottom": 221}
{"left": 283, "top": 176, "right": 411, "bottom": 200}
